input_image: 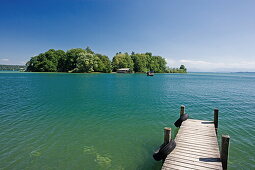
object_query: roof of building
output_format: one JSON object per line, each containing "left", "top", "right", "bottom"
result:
{"left": 117, "top": 68, "right": 130, "bottom": 71}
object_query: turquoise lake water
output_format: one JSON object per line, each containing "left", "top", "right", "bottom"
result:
{"left": 0, "top": 72, "right": 254, "bottom": 170}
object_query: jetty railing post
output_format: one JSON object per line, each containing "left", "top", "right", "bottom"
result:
{"left": 180, "top": 105, "right": 185, "bottom": 116}
{"left": 221, "top": 135, "right": 230, "bottom": 170}
{"left": 163, "top": 127, "right": 171, "bottom": 163}
{"left": 214, "top": 108, "right": 219, "bottom": 134}
{"left": 164, "top": 127, "right": 171, "bottom": 144}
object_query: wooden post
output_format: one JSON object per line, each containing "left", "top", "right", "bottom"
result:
{"left": 221, "top": 135, "right": 230, "bottom": 170}
{"left": 180, "top": 105, "right": 185, "bottom": 116}
{"left": 164, "top": 127, "right": 171, "bottom": 144}
{"left": 214, "top": 108, "right": 219, "bottom": 134}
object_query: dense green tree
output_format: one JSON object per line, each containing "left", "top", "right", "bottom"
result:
{"left": 55, "top": 50, "right": 67, "bottom": 72}
{"left": 131, "top": 53, "right": 149, "bottom": 72}
{"left": 146, "top": 55, "right": 166, "bottom": 73}
{"left": 112, "top": 53, "right": 134, "bottom": 71}
{"left": 94, "top": 54, "right": 112, "bottom": 73}
{"left": 26, "top": 49, "right": 65, "bottom": 72}
{"left": 145, "top": 52, "right": 152, "bottom": 57}
{"left": 65, "top": 48, "right": 86, "bottom": 71}
{"left": 26, "top": 56, "right": 39, "bottom": 72}
{"left": 179, "top": 65, "right": 187, "bottom": 72}
{"left": 180, "top": 65, "right": 185, "bottom": 70}
{"left": 75, "top": 53, "right": 95, "bottom": 72}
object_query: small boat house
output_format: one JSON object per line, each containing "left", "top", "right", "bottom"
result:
{"left": 116, "top": 68, "right": 131, "bottom": 73}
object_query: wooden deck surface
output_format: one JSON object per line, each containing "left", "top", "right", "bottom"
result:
{"left": 162, "top": 119, "right": 222, "bottom": 170}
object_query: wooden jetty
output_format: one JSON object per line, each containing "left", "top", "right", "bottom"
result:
{"left": 161, "top": 106, "right": 230, "bottom": 170}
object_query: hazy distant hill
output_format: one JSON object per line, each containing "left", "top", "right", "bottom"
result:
{"left": 0, "top": 65, "right": 26, "bottom": 71}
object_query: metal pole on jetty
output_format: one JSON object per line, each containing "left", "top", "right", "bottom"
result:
{"left": 214, "top": 108, "right": 219, "bottom": 134}
{"left": 221, "top": 135, "right": 230, "bottom": 170}
{"left": 164, "top": 127, "right": 171, "bottom": 144}
{"left": 180, "top": 105, "right": 185, "bottom": 116}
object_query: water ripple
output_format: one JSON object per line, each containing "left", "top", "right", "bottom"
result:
{"left": 0, "top": 72, "right": 254, "bottom": 169}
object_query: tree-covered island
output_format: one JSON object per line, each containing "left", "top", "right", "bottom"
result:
{"left": 26, "top": 47, "right": 187, "bottom": 73}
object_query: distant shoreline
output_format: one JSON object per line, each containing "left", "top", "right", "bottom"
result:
{"left": 0, "top": 71, "right": 187, "bottom": 74}
{"left": 1, "top": 69, "right": 254, "bottom": 74}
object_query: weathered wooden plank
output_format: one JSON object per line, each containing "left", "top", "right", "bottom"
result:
{"left": 176, "top": 134, "right": 217, "bottom": 139}
{"left": 182, "top": 122, "right": 214, "bottom": 125}
{"left": 177, "top": 129, "right": 216, "bottom": 133}
{"left": 177, "top": 128, "right": 216, "bottom": 136}
{"left": 177, "top": 135, "right": 218, "bottom": 141}
{"left": 181, "top": 125, "right": 215, "bottom": 129}
{"left": 182, "top": 122, "right": 215, "bottom": 126}
{"left": 169, "top": 152, "right": 222, "bottom": 165}
{"left": 181, "top": 124, "right": 215, "bottom": 128}
{"left": 162, "top": 163, "right": 196, "bottom": 170}
{"left": 173, "top": 147, "right": 220, "bottom": 155}
{"left": 181, "top": 127, "right": 214, "bottom": 130}
{"left": 176, "top": 132, "right": 217, "bottom": 138}
{"left": 176, "top": 140, "right": 219, "bottom": 148}
{"left": 175, "top": 137, "right": 218, "bottom": 143}
{"left": 170, "top": 149, "right": 220, "bottom": 159}
{"left": 179, "top": 129, "right": 215, "bottom": 132}
{"left": 164, "top": 160, "right": 220, "bottom": 170}
{"left": 172, "top": 148, "right": 220, "bottom": 158}
{"left": 180, "top": 126, "right": 215, "bottom": 129}
{"left": 175, "top": 140, "right": 218, "bottom": 147}
{"left": 162, "top": 118, "right": 222, "bottom": 170}
{"left": 175, "top": 140, "right": 219, "bottom": 148}
{"left": 171, "top": 148, "right": 220, "bottom": 155}
{"left": 163, "top": 162, "right": 199, "bottom": 170}
{"left": 184, "top": 119, "right": 213, "bottom": 122}
{"left": 166, "top": 157, "right": 222, "bottom": 169}
{"left": 174, "top": 143, "right": 220, "bottom": 152}
{"left": 176, "top": 131, "right": 218, "bottom": 138}
{"left": 179, "top": 127, "right": 216, "bottom": 131}
{"left": 176, "top": 135, "right": 218, "bottom": 141}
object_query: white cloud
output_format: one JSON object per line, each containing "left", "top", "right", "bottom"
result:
{"left": 179, "top": 59, "right": 211, "bottom": 65}
{"left": 179, "top": 59, "right": 255, "bottom": 72}
{"left": 166, "top": 58, "right": 255, "bottom": 72}
{"left": 0, "top": 58, "right": 9, "bottom": 62}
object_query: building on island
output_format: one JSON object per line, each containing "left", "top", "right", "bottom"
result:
{"left": 116, "top": 68, "right": 131, "bottom": 73}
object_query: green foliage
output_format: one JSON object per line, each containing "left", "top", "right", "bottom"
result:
{"left": 180, "top": 65, "right": 186, "bottom": 69}
{"left": 65, "top": 48, "right": 86, "bottom": 71}
{"left": 55, "top": 50, "right": 67, "bottom": 72}
{"left": 26, "top": 49, "right": 65, "bottom": 72}
{"left": 76, "top": 53, "right": 95, "bottom": 72}
{"left": 26, "top": 47, "right": 112, "bottom": 73}
{"left": 112, "top": 53, "right": 134, "bottom": 71}
{"left": 25, "top": 47, "right": 187, "bottom": 73}
{"left": 94, "top": 54, "right": 112, "bottom": 73}
{"left": 131, "top": 53, "right": 149, "bottom": 72}
{"left": 148, "top": 55, "right": 167, "bottom": 73}
{"left": 179, "top": 65, "right": 187, "bottom": 72}
{"left": 131, "top": 52, "right": 167, "bottom": 73}
{"left": 166, "top": 65, "right": 187, "bottom": 73}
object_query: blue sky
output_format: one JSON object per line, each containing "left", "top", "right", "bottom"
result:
{"left": 0, "top": 0, "right": 254, "bottom": 71}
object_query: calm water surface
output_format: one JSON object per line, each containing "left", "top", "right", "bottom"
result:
{"left": 0, "top": 72, "right": 254, "bottom": 170}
